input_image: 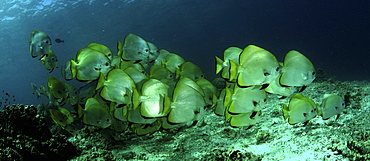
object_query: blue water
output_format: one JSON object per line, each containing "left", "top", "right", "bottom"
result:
{"left": 0, "top": 0, "right": 369, "bottom": 106}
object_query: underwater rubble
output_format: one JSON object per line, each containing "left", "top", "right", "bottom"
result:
{"left": 66, "top": 80, "right": 370, "bottom": 161}
{"left": 0, "top": 104, "right": 79, "bottom": 161}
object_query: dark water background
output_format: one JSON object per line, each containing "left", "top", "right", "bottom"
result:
{"left": 0, "top": 0, "right": 368, "bottom": 107}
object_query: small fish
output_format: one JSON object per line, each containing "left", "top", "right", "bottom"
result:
{"left": 196, "top": 78, "right": 218, "bottom": 107}
{"left": 214, "top": 89, "right": 226, "bottom": 116}
{"left": 110, "top": 55, "right": 122, "bottom": 68}
{"left": 61, "top": 60, "right": 73, "bottom": 80}
{"left": 47, "top": 76, "right": 68, "bottom": 104}
{"left": 49, "top": 107, "right": 74, "bottom": 128}
{"left": 168, "top": 77, "right": 205, "bottom": 124}
{"left": 215, "top": 47, "right": 242, "bottom": 81}
{"left": 149, "top": 65, "right": 173, "bottom": 80}
{"left": 39, "top": 50, "right": 58, "bottom": 73}
{"left": 147, "top": 42, "right": 160, "bottom": 62}
{"left": 123, "top": 67, "right": 148, "bottom": 85}
{"left": 77, "top": 81, "right": 98, "bottom": 104}
{"left": 121, "top": 33, "right": 150, "bottom": 64}
{"left": 28, "top": 30, "right": 52, "bottom": 58}
{"left": 55, "top": 38, "right": 64, "bottom": 43}
{"left": 280, "top": 50, "right": 316, "bottom": 87}
{"left": 176, "top": 62, "right": 204, "bottom": 81}
{"left": 70, "top": 48, "right": 112, "bottom": 81}
{"left": 154, "top": 49, "right": 170, "bottom": 66}
{"left": 86, "top": 43, "right": 113, "bottom": 61}
{"left": 78, "top": 97, "right": 112, "bottom": 128}
{"left": 282, "top": 94, "right": 317, "bottom": 125}
{"left": 225, "top": 85, "right": 266, "bottom": 114}
{"left": 39, "top": 85, "right": 58, "bottom": 105}
{"left": 31, "top": 83, "right": 41, "bottom": 99}
{"left": 229, "top": 45, "right": 280, "bottom": 87}
{"left": 318, "top": 94, "right": 345, "bottom": 120}
{"left": 64, "top": 83, "right": 79, "bottom": 105}
{"left": 139, "top": 79, "right": 171, "bottom": 118}
{"left": 137, "top": 41, "right": 159, "bottom": 69}
{"left": 96, "top": 69, "right": 136, "bottom": 105}
{"left": 161, "top": 53, "right": 185, "bottom": 73}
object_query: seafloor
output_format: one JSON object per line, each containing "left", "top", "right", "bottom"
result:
{"left": 69, "top": 79, "right": 370, "bottom": 160}
{"left": 1, "top": 78, "right": 369, "bottom": 161}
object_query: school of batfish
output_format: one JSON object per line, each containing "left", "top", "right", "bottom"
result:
{"left": 28, "top": 31, "right": 345, "bottom": 135}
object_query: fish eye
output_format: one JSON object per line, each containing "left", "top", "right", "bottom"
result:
{"left": 252, "top": 101, "right": 258, "bottom": 106}
{"left": 105, "top": 62, "right": 109, "bottom": 66}
{"left": 145, "top": 49, "right": 149, "bottom": 52}
{"left": 276, "top": 67, "right": 280, "bottom": 71}
{"left": 250, "top": 111, "right": 258, "bottom": 119}
{"left": 311, "top": 71, "right": 316, "bottom": 75}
